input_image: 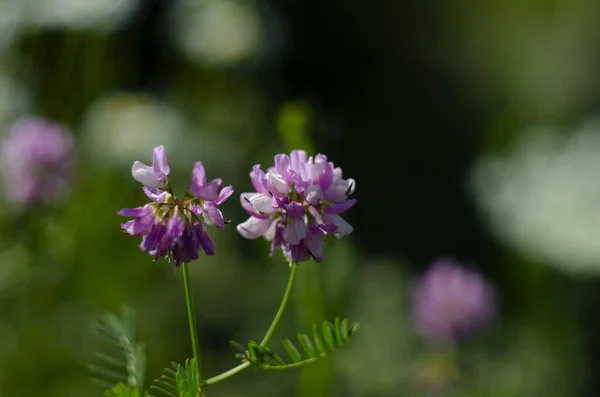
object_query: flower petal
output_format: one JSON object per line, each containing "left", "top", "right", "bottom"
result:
{"left": 283, "top": 218, "right": 306, "bottom": 244}
{"left": 194, "top": 181, "right": 222, "bottom": 201}
{"left": 285, "top": 201, "right": 305, "bottom": 219}
{"left": 197, "top": 225, "right": 215, "bottom": 256}
{"left": 166, "top": 213, "right": 184, "bottom": 241}
{"left": 121, "top": 218, "right": 152, "bottom": 236}
{"left": 306, "top": 231, "right": 324, "bottom": 262}
{"left": 237, "top": 216, "right": 273, "bottom": 239}
{"left": 117, "top": 206, "right": 150, "bottom": 217}
{"left": 323, "top": 178, "right": 353, "bottom": 202}
{"left": 191, "top": 161, "right": 207, "bottom": 187}
{"left": 132, "top": 161, "right": 160, "bottom": 188}
{"left": 316, "top": 222, "right": 338, "bottom": 234}
{"left": 322, "top": 213, "right": 353, "bottom": 236}
{"left": 143, "top": 187, "right": 168, "bottom": 202}
{"left": 241, "top": 192, "right": 275, "bottom": 216}
{"left": 214, "top": 185, "right": 234, "bottom": 205}
{"left": 140, "top": 223, "right": 166, "bottom": 253}
{"left": 303, "top": 185, "right": 322, "bottom": 205}
{"left": 290, "top": 150, "right": 307, "bottom": 172}
{"left": 269, "top": 223, "right": 284, "bottom": 255}
{"left": 266, "top": 172, "right": 289, "bottom": 195}
{"left": 250, "top": 164, "right": 268, "bottom": 193}
{"left": 202, "top": 204, "right": 224, "bottom": 228}
{"left": 318, "top": 161, "right": 335, "bottom": 191}
{"left": 324, "top": 198, "right": 357, "bottom": 214}
{"left": 152, "top": 145, "right": 170, "bottom": 183}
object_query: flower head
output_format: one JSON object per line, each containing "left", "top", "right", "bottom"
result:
{"left": 119, "top": 146, "right": 232, "bottom": 265}
{"left": 411, "top": 258, "right": 495, "bottom": 345}
{"left": 0, "top": 116, "right": 74, "bottom": 205}
{"left": 237, "top": 150, "right": 356, "bottom": 263}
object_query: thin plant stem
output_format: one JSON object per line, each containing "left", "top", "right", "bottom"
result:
{"left": 260, "top": 261, "right": 298, "bottom": 347}
{"left": 263, "top": 358, "right": 319, "bottom": 370}
{"left": 204, "top": 362, "right": 251, "bottom": 386}
{"left": 182, "top": 262, "right": 203, "bottom": 382}
{"left": 203, "top": 261, "right": 299, "bottom": 387}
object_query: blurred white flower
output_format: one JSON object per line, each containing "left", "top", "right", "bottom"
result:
{"left": 0, "top": 0, "right": 26, "bottom": 54}
{"left": 28, "top": 0, "right": 141, "bottom": 31}
{"left": 171, "top": 0, "right": 265, "bottom": 68}
{"left": 81, "top": 92, "right": 192, "bottom": 168}
{"left": 471, "top": 119, "right": 600, "bottom": 275}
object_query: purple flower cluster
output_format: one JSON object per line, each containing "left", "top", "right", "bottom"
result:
{"left": 411, "top": 258, "right": 495, "bottom": 345}
{"left": 0, "top": 117, "right": 74, "bottom": 205}
{"left": 236, "top": 150, "right": 356, "bottom": 263}
{"left": 118, "top": 146, "right": 233, "bottom": 266}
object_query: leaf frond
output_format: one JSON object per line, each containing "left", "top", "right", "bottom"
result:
{"left": 150, "top": 358, "right": 202, "bottom": 397}
{"left": 234, "top": 317, "right": 358, "bottom": 371}
{"left": 90, "top": 306, "right": 146, "bottom": 391}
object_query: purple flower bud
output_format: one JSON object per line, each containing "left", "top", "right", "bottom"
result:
{"left": 237, "top": 150, "right": 356, "bottom": 263}
{"left": 0, "top": 117, "right": 74, "bottom": 205}
{"left": 119, "top": 145, "right": 232, "bottom": 265}
{"left": 411, "top": 258, "right": 496, "bottom": 345}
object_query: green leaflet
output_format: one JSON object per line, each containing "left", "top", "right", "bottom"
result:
{"left": 283, "top": 339, "right": 302, "bottom": 363}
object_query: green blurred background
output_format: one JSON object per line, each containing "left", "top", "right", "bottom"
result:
{"left": 1, "top": 0, "right": 600, "bottom": 395}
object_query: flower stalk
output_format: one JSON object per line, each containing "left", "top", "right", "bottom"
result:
{"left": 203, "top": 261, "right": 299, "bottom": 387}
{"left": 261, "top": 261, "right": 298, "bottom": 347}
{"left": 182, "top": 262, "right": 203, "bottom": 382}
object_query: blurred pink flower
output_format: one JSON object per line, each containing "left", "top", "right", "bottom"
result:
{"left": 411, "top": 258, "right": 496, "bottom": 345}
{"left": 0, "top": 116, "right": 74, "bottom": 205}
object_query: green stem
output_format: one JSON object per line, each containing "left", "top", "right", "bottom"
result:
{"left": 204, "top": 362, "right": 250, "bottom": 386}
{"left": 182, "top": 262, "right": 203, "bottom": 381}
{"left": 264, "top": 358, "right": 320, "bottom": 370}
{"left": 260, "top": 262, "right": 298, "bottom": 347}
{"left": 203, "top": 261, "right": 299, "bottom": 387}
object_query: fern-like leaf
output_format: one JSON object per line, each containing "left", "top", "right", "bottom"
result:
{"left": 90, "top": 306, "right": 146, "bottom": 391}
{"left": 149, "top": 362, "right": 179, "bottom": 397}
{"left": 176, "top": 359, "right": 202, "bottom": 397}
{"left": 150, "top": 359, "right": 202, "bottom": 397}
{"left": 235, "top": 317, "right": 359, "bottom": 370}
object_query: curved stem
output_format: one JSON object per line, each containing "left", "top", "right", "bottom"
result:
{"left": 260, "top": 262, "right": 298, "bottom": 347}
{"left": 182, "top": 262, "right": 203, "bottom": 381}
{"left": 204, "top": 362, "right": 251, "bottom": 386}
{"left": 202, "top": 261, "right": 299, "bottom": 388}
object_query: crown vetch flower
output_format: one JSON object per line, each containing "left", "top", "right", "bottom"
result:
{"left": 237, "top": 150, "right": 356, "bottom": 263}
{"left": 411, "top": 258, "right": 495, "bottom": 345}
{"left": 118, "top": 146, "right": 232, "bottom": 266}
{"left": 0, "top": 117, "right": 74, "bottom": 205}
